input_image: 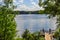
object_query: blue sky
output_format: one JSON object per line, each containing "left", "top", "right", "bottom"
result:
{"left": 23, "top": 0, "right": 38, "bottom": 6}
{"left": 13, "top": 0, "right": 39, "bottom": 6}
{"left": 13, "top": 0, "right": 44, "bottom": 11}
{"left": 0, "top": 0, "right": 44, "bottom": 11}
{"left": 0, "top": 0, "right": 4, "bottom": 5}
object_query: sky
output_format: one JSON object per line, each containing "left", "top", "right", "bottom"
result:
{"left": 0, "top": 0, "right": 3, "bottom": 5}
{"left": 13, "top": 0, "right": 44, "bottom": 11}
{"left": 15, "top": 14, "right": 57, "bottom": 36}
{"left": 0, "top": 0, "right": 44, "bottom": 11}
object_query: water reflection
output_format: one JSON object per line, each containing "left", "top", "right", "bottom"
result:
{"left": 15, "top": 14, "right": 56, "bottom": 35}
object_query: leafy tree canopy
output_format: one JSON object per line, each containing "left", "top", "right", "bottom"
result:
{"left": 39, "top": 0, "right": 60, "bottom": 17}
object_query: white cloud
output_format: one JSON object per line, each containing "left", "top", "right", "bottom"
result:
{"left": 31, "top": 2, "right": 44, "bottom": 10}
{"left": 13, "top": 0, "right": 24, "bottom": 3}
{"left": 14, "top": 4, "right": 30, "bottom": 11}
{"left": 19, "top": 0, "right": 24, "bottom": 3}
{"left": 14, "top": 0, "right": 44, "bottom": 11}
{"left": 30, "top": 0, "right": 39, "bottom": 3}
{"left": 13, "top": 0, "right": 24, "bottom": 5}
{"left": 14, "top": 3, "right": 43, "bottom": 11}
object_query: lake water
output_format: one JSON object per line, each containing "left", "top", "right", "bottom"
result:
{"left": 15, "top": 14, "right": 56, "bottom": 36}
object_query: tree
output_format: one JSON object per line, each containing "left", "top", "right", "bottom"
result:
{"left": 0, "top": 6, "right": 17, "bottom": 40}
{"left": 22, "top": 29, "right": 44, "bottom": 40}
{"left": 15, "top": 36, "right": 24, "bottom": 40}
{"left": 39, "top": 0, "right": 60, "bottom": 16}
{"left": 4, "top": 0, "right": 13, "bottom": 8}
{"left": 22, "top": 29, "right": 30, "bottom": 40}
{"left": 54, "top": 16, "right": 60, "bottom": 40}
{"left": 33, "top": 32, "right": 44, "bottom": 40}
{"left": 54, "top": 28, "right": 60, "bottom": 40}
{"left": 39, "top": 0, "right": 60, "bottom": 39}
{"left": 0, "top": 0, "right": 18, "bottom": 40}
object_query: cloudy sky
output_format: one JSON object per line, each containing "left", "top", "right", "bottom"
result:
{"left": 13, "top": 0, "right": 44, "bottom": 11}
{"left": 0, "top": 0, "right": 44, "bottom": 11}
{"left": 15, "top": 14, "right": 57, "bottom": 36}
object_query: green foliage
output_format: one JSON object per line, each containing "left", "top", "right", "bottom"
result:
{"left": 0, "top": 0, "right": 18, "bottom": 40}
{"left": 15, "top": 36, "right": 24, "bottom": 40}
{"left": 22, "top": 29, "right": 30, "bottom": 40}
{"left": 39, "top": 0, "right": 60, "bottom": 39}
{"left": 54, "top": 16, "right": 60, "bottom": 39}
{"left": 39, "top": 0, "right": 60, "bottom": 16}
{"left": 4, "top": 0, "right": 13, "bottom": 4}
{"left": 4, "top": 0, "right": 13, "bottom": 7}
{"left": 0, "top": 6, "right": 17, "bottom": 40}
{"left": 54, "top": 28, "right": 60, "bottom": 40}
{"left": 22, "top": 29, "right": 44, "bottom": 40}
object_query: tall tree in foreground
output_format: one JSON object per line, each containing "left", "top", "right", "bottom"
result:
{"left": 0, "top": 0, "right": 18, "bottom": 40}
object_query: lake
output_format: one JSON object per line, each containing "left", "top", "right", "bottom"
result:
{"left": 15, "top": 14, "right": 56, "bottom": 36}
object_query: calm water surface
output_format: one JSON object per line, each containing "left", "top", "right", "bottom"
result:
{"left": 15, "top": 14, "right": 56, "bottom": 36}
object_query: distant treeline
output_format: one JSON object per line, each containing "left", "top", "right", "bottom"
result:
{"left": 16, "top": 11, "right": 40, "bottom": 14}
